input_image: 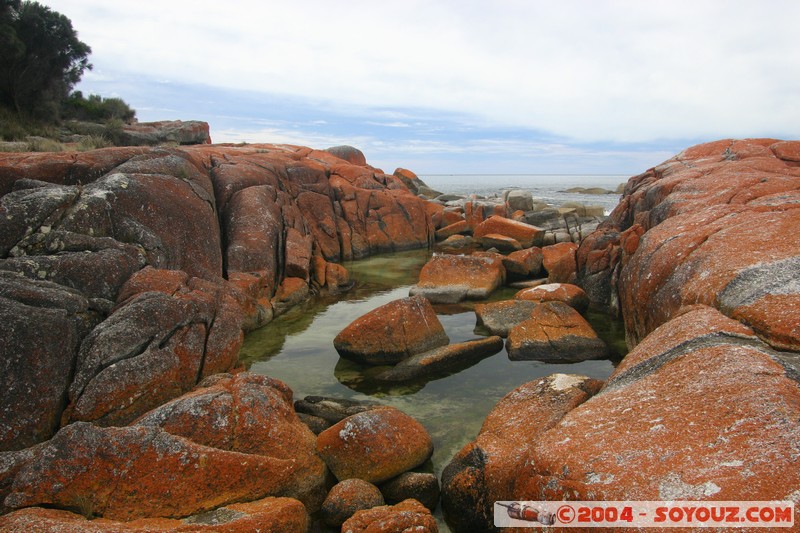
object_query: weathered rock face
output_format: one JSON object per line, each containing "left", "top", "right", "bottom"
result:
{"left": 441, "top": 374, "right": 603, "bottom": 532}
{"left": 0, "top": 142, "right": 434, "bottom": 453}
{"left": 577, "top": 138, "right": 800, "bottom": 353}
{"left": 0, "top": 496, "right": 308, "bottom": 532}
{"left": 341, "top": 498, "right": 438, "bottom": 533}
{"left": 316, "top": 406, "right": 433, "bottom": 484}
{"left": 541, "top": 241, "right": 578, "bottom": 283}
{"left": 321, "top": 478, "right": 384, "bottom": 528}
{"left": 514, "top": 282, "right": 589, "bottom": 312}
{"left": 513, "top": 305, "right": 800, "bottom": 504}
{"left": 334, "top": 295, "right": 449, "bottom": 365}
{"left": 409, "top": 253, "right": 505, "bottom": 303}
{"left": 133, "top": 373, "right": 326, "bottom": 511}
{"left": 4, "top": 422, "right": 298, "bottom": 521}
{"left": 506, "top": 301, "right": 609, "bottom": 362}
{"left": 474, "top": 300, "right": 538, "bottom": 337}
{"left": 119, "top": 120, "right": 212, "bottom": 146}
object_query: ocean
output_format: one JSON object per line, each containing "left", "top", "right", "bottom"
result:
{"left": 420, "top": 174, "right": 629, "bottom": 214}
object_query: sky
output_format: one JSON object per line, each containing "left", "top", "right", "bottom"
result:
{"left": 43, "top": 1, "right": 800, "bottom": 175}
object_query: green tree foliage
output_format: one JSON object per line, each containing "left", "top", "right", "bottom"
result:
{"left": 62, "top": 91, "right": 136, "bottom": 123}
{"left": 0, "top": 0, "right": 91, "bottom": 119}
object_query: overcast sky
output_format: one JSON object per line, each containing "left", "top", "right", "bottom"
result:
{"left": 44, "top": 1, "right": 800, "bottom": 175}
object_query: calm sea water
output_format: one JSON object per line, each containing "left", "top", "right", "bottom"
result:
{"left": 422, "top": 174, "right": 628, "bottom": 214}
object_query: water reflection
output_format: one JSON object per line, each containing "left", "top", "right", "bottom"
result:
{"left": 239, "top": 248, "right": 627, "bottom": 487}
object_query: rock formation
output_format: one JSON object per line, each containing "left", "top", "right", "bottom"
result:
{"left": 442, "top": 138, "right": 800, "bottom": 531}
{"left": 0, "top": 143, "right": 434, "bottom": 454}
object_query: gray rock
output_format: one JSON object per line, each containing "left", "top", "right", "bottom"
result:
{"left": 506, "top": 189, "right": 534, "bottom": 212}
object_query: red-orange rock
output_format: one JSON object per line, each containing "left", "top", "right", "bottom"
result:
{"left": 541, "top": 241, "right": 578, "bottom": 283}
{"left": 4, "top": 422, "right": 299, "bottom": 521}
{"left": 442, "top": 208, "right": 465, "bottom": 227}
{"left": 0, "top": 497, "right": 308, "bottom": 532}
{"left": 477, "top": 233, "right": 522, "bottom": 252}
{"left": 514, "top": 282, "right": 589, "bottom": 312}
{"left": 441, "top": 374, "right": 603, "bottom": 532}
{"left": 134, "top": 372, "right": 326, "bottom": 511}
{"left": 321, "top": 478, "right": 385, "bottom": 527}
{"left": 341, "top": 498, "right": 438, "bottom": 533}
{"left": 435, "top": 219, "right": 470, "bottom": 240}
{"left": 334, "top": 295, "right": 448, "bottom": 365}
{"left": 506, "top": 301, "right": 608, "bottom": 362}
{"left": 326, "top": 145, "right": 368, "bottom": 166}
{"left": 513, "top": 306, "right": 800, "bottom": 505}
{"left": 473, "top": 215, "right": 543, "bottom": 248}
{"left": 316, "top": 407, "right": 433, "bottom": 484}
{"left": 506, "top": 246, "right": 543, "bottom": 277}
{"left": 410, "top": 253, "right": 505, "bottom": 303}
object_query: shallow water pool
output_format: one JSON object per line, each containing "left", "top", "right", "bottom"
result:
{"left": 239, "top": 248, "right": 626, "bottom": 528}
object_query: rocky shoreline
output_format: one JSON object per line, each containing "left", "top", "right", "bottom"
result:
{"left": 1, "top": 137, "right": 798, "bottom": 531}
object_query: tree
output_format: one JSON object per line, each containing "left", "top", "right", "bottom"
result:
{"left": 0, "top": 1, "right": 91, "bottom": 119}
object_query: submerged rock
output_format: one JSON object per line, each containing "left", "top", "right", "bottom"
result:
{"left": 375, "top": 336, "right": 504, "bottom": 382}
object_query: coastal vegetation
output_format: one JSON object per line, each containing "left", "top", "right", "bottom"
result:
{"left": 0, "top": 0, "right": 135, "bottom": 148}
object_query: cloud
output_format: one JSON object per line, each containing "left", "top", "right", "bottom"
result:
{"left": 44, "top": 0, "right": 799, "bottom": 171}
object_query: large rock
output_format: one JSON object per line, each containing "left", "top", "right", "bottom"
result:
{"left": 0, "top": 275, "right": 97, "bottom": 451}
{"left": 474, "top": 300, "right": 538, "bottom": 337}
{"left": 375, "top": 336, "right": 504, "bottom": 382}
{"left": 133, "top": 372, "right": 326, "bottom": 511}
{"left": 410, "top": 253, "right": 505, "bottom": 303}
{"left": 506, "top": 301, "right": 608, "bottom": 362}
{"left": 577, "top": 138, "right": 800, "bottom": 352}
{"left": 316, "top": 407, "right": 433, "bottom": 484}
{"left": 541, "top": 241, "right": 578, "bottom": 283}
{"left": 512, "top": 306, "right": 800, "bottom": 505}
{"left": 4, "top": 422, "right": 299, "bottom": 521}
{"left": 441, "top": 374, "right": 603, "bottom": 532}
{"left": 119, "top": 120, "right": 212, "bottom": 146}
{"left": 0, "top": 497, "right": 308, "bottom": 532}
{"left": 321, "top": 478, "right": 384, "bottom": 528}
{"left": 334, "top": 295, "right": 449, "bottom": 365}
{"left": 472, "top": 215, "right": 543, "bottom": 248}
{"left": 0, "top": 141, "right": 436, "bottom": 451}
{"left": 63, "top": 277, "right": 244, "bottom": 427}
{"left": 514, "top": 282, "right": 589, "bottom": 312}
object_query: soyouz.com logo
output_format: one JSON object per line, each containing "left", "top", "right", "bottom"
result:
{"left": 494, "top": 501, "right": 795, "bottom": 528}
